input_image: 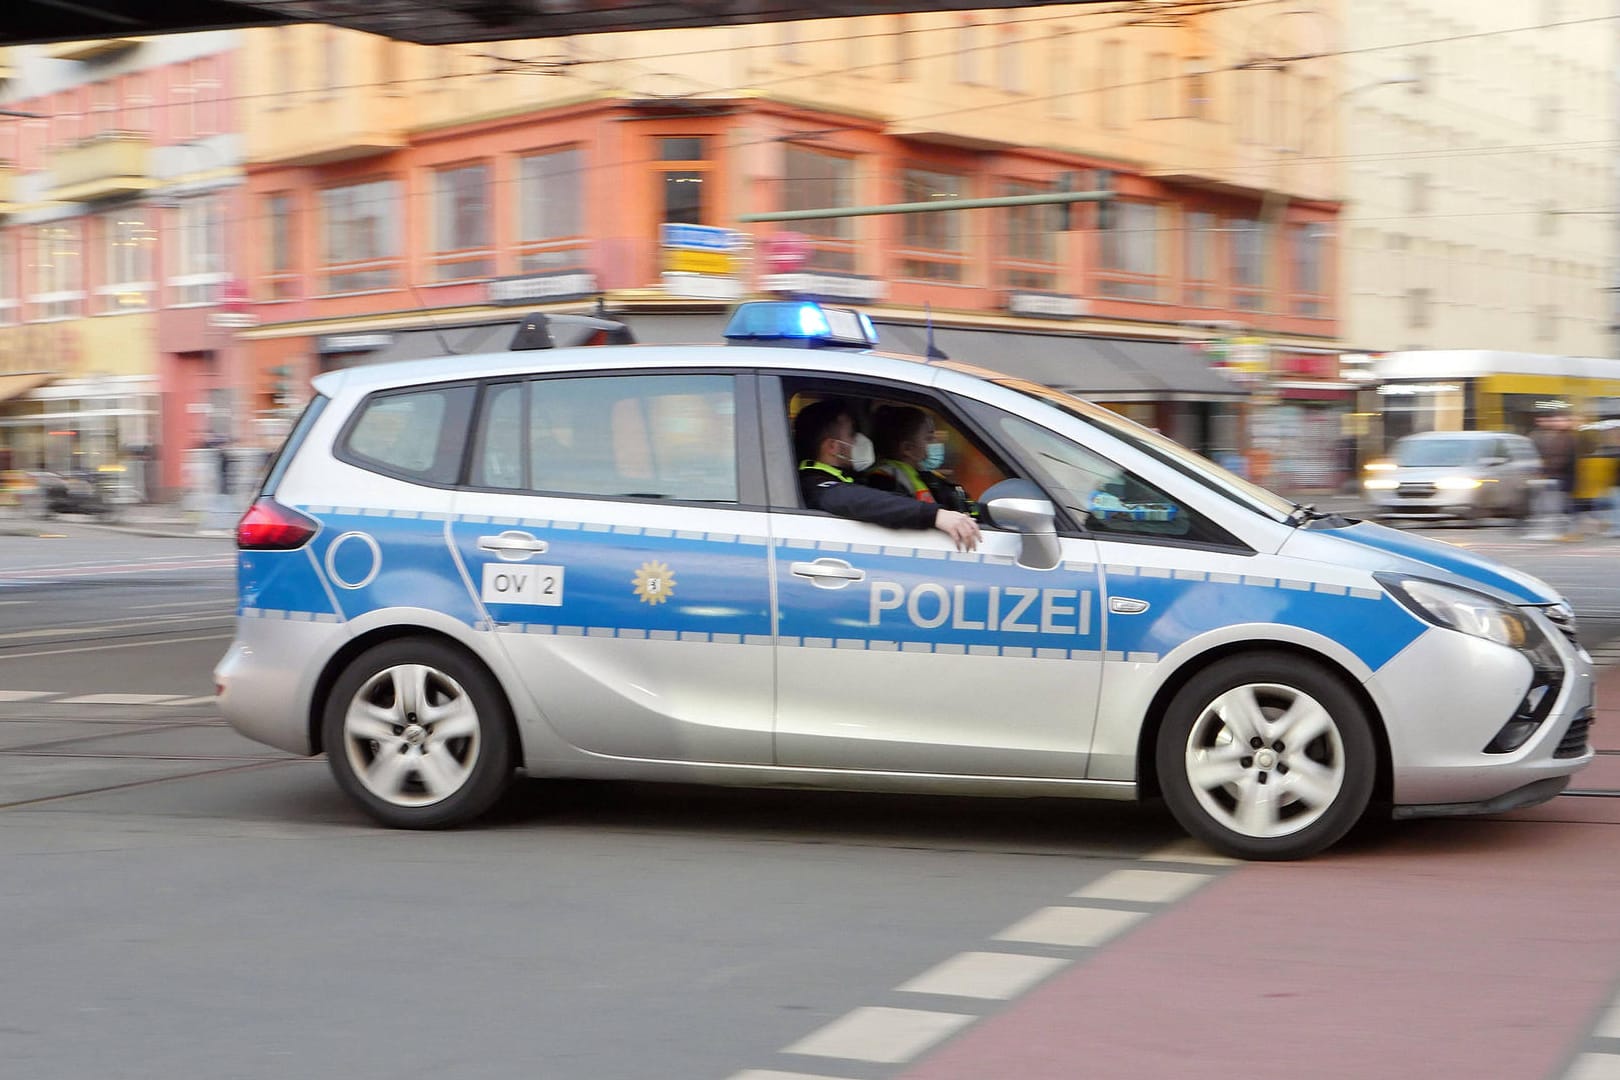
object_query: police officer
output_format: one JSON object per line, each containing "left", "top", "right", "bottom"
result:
{"left": 863, "top": 404, "right": 972, "bottom": 514}
{"left": 795, "top": 398, "right": 980, "bottom": 551}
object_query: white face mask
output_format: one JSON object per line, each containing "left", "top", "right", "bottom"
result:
{"left": 850, "top": 433, "right": 876, "bottom": 473}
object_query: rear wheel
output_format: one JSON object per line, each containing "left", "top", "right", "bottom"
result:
{"left": 322, "top": 639, "right": 515, "bottom": 828}
{"left": 1155, "top": 652, "right": 1376, "bottom": 860}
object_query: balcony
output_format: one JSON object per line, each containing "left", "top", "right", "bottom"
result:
{"left": 50, "top": 131, "right": 156, "bottom": 203}
{"left": 45, "top": 39, "right": 140, "bottom": 62}
{"left": 256, "top": 94, "right": 408, "bottom": 167}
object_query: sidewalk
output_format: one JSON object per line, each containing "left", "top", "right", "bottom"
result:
{"left": 0, "top": 501, "right": 225, "bottom": 540}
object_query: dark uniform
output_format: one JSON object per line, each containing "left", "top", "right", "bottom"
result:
{"left": 798, "top": 461, "right": 941, "bottom": 529}
{"left": 862, "top": 458, "right": 972, "bottom": 514}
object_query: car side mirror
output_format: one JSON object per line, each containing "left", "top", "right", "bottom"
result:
{"left": 980, "top": 478, "right": 1061, "bottom": 571}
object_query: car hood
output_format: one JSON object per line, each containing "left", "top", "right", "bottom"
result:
{"left": 1281, "top": 520, "right": 1560, "bottom": 605}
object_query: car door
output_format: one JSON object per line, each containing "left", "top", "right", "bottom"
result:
{"left": 448, "top": 370, "right": 776, "bottom": 765}
{"left": 765, "top": 376, "right": 1104, "bottom": 779}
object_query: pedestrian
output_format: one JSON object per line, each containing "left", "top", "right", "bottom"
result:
{"left": 1531, "top": 412, "right": 1577, "bottom": 531}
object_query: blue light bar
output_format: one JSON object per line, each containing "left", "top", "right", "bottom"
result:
{"left": 723, "top": 301, "right": 879, "bottom": 349}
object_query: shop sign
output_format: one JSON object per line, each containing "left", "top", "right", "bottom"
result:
{"left": 487, "top": 271, "right": 599, "bottom": 306}
{"left": 660, "top": 224, "right": 743, "bottom": 299}
{"left": 317, "top": 332, "right": 393, "bottom": 355}
{"left": 1006, "top": 292, "right": 1087, "bottom": 319}
{"left": 761, "top": 272, "right": 886, "bottom": 304}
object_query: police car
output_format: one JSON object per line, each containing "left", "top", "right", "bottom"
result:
{"left": 215, "top": 301, "right": 1594, "bottom": 860}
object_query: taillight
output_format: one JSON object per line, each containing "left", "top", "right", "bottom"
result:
{"left": 236, "top": 497, "right": 318, "bottom": 550}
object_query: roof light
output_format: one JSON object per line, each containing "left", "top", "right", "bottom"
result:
{"left": 723, "top": 300, "right": 879, "bottom": 349}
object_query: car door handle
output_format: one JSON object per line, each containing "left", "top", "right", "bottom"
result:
{"left": 478, "top": 531, "right": 549, "bottom": 560}
{"left": 1109, "top": 596, "right": 1150, "bottom": 614}
{"left": 791, "top": 558, "right": 866, "bottom": 588}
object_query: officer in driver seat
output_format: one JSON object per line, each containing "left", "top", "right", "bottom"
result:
{"left": 794, "top": 398, "right": 980, "bottom": 552}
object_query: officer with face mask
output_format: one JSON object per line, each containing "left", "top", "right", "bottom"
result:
{"left": 794, "top": 397, "right": 980, "bottom": 551}
{"left": 863, "top": 405, "right": 973, "bottom": 515}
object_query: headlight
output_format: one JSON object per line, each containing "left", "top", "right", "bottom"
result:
{"left": 1365, "top": 478, "right": 1398, "bottom": 490}
{"left": 1435, "top": 476, "right": 1482, "bottom": 491}
{"left": 1375, "top": 574, "right": 1532, "bottom": 649}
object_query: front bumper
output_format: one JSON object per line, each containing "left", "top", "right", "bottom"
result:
{"left": 1372, "top": 607, "right": 1594, "bottom": 813}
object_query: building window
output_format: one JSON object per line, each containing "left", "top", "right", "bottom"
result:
{"left": 1535, "top": 304, "right": 1556, "bottom": 342}
{"left": 956, "top": 21, "right": 978, "bottom": 85}
{"left": 1228, "top": 217, "right": 1264, "bottom": 311}
{"left": 195, "top": 55, "right": 223, "bottom": 135}
{"left": 320, "top": 179, "right": 401, "bottom": 294}
{"left": 29, "top": 222, "right": 83, "bottom": 321}
{"left": 99, "top": 208, "right": 155, "bottom": 313}
{"left": 431, "top": 163, "right": 492, "bottom": 282}
{"left": 1049, "top": 31, "right": 1073, "bottom": 119}
{"left": 518, "top": 146, "right": 587, "bottom": 273}
{"left": 783, "top": 145, "right": 856, "bottom": 273}
{"left": 170, "top": 196, "right": 226, "bottom": 306}
{"left": 1407, "top": 53, "right": 1431, "bottom": 95}
{"left": 1184, "top": 59, "right": 1211, "bottom": 120}
{"left": 1183, "top": 210, "right": 1217, "bottom": 306}
{"left": 998, "top": 27, "right": 1022, "bottom": 93}
{"left": 1099, "top": 39, "right": 1121, "bottom": 127}
{"left": 0, "top": 232, "right": 17, "bottom": 327}
{"left": 656, "top": 137, "right": 711, "bottom": 228}
{"left": 1147, "top": 52, "right": 1173, "bottom": 118}
{"left": 1000, "top": 179, "right": 1061, "bottom": 291}
{"left": 1407, "top": 287, "right": 1431, "bottom": 329}
{"left": 898, "top": 167, "right": 968, "bottom": 282}
{"left": 265, "top": 193, "right": 298, "bottom": 300}
{"left": 893, "top": 15, "right": 911, "bottom": 80}
{"left": 1290, "top": 223, "right": 1326, "bottom": 317}
{"left": 1407, "top": 172, "right": 1429, "bottom": 214}
{"left": 1097, "top": 200, "right": 1160, "bottom": 300}
{"left": 321, "top": 28, "right": 341, "bottom": 98}
{"left": 90, "top": 82, "right": 117, "bottom": 138}
{"left": 124, "top": 72, "right": 151, "bottom": 133}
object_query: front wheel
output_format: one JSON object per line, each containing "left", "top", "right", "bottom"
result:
{"left": 1155, "top": 652, "right": 1376, "bottom": 860}
{"left": 322, "top": 638, "right": 516, "bottom": 828}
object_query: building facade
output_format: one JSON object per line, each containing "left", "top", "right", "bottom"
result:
{"left": 0, "top": 34, "right": 244, "bottom": 497}
{"left": 233, "top": 6, "right": 1352, "bottom": 488}
{"left": 1339, "top": 0, "right": 1617, "bottom": 442}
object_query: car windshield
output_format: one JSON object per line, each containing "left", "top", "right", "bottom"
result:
{"left": 961, "top": 367, "right": 1299, "bottom": 522}
{"left": 1394, "top": 438, "right": 1483, "bottom": 467}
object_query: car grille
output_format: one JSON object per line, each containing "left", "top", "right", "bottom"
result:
{"left": 1396, "top": 482, "right": 1436, "bottom": 498}
{"left": 1554, "top": 707, "right": 1593, "bottom": 758}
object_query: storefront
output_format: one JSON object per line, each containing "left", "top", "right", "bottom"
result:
{"left": 1372, "top": 351, "right": 1620, "bottom": 443}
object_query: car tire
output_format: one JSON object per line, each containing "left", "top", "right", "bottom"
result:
{"left": 323, "top": 638, "right": 516, "bottom": 829}
{"left": 1155, "top": 652, "right": 1376, "bottom": 860}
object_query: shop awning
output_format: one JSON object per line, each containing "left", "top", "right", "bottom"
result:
{"left": 0, "top": 371, "right": 54, "bottom": 405}
{"left": 872, "top": 323, "right": 1246, "bottom": 402}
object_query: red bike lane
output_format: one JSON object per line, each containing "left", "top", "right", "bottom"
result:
{"left": 900, "top": 669, "right": 1620, "bottom": 1080}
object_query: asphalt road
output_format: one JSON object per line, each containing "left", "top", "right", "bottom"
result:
{"left": 1, "top": 517, "right": 1617, "bottom": 1080}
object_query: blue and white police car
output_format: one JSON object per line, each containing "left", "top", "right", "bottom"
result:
{"left": 215, "top": 302, "right": 1594, "bottom": 859}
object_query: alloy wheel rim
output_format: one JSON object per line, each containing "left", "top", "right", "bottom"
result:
{"left": 1183, "top": 682, "right": 1345, "bottom": 839}
{"left": 342, "top": 663, "right": 482, "bottom": 807}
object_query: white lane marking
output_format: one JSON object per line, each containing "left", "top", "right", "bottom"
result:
{"left": 992, "top": 906, "right": 1144, "bottom": 948}
{"left": 782, "top": 1006, "right": 973, "bottom": 1064}
{"left": 0, "top": 612, "right": 233, "bottom": 642}
{"left": 1140, "top": 838, "right": 1240, "bottom": 865}
{"left": 56, "top": 693, "right": 184, "bottom": 705}
{"left": 0, "top": 690, "right": 52, "bottom": 701}
{"left": 727, "top": 1072, "right": 851, "bottom": 1080}
{"left": 1072, "top": 868, "right": 1213, "bottom": 904}
{"left": 0, "top": 600, "right": 31, "bottom": 606}
{"left": 167, "top": 695, "right": 218, "bottom": 707}
{"left": 128, "top": 600, "right": 234, "bottom": 611}
{"left": 0, "top": 632, "right": 233, "bottom": 661}
{"left": 1565, "top": 1053, "right": 1620, "bottom": 1080}
{"left": 895, "top": 951, "right": 1068, "bottom": 1000}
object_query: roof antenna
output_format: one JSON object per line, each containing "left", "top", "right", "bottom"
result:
{"left": 924, "top": 302, "right": 948, "bottom": 361}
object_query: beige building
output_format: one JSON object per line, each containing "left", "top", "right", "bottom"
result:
{"left": 1340, "top": 0, "right": 1616, "bottom": 355}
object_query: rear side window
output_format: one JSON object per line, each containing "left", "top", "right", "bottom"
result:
{"left": 339, "top": 384, "right": 475, "bottom": 485}
{"left": 478, "top": 373, "right": 737, "bottom": 501}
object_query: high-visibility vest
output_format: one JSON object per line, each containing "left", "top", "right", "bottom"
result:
{"left": 800, "top": 460, "right": 851, "bottom": 483}
{"left": 868, "top": 459, "right": 935, "bottom": 502}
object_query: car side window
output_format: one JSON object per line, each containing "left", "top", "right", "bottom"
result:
{"left": 523, "top": 373, "right": 738, "bottom": 502}
{"left": 340, "top": 384, "right": 475, "bottom": 485}
{"left": 472, "top": 383, "right": 526, "bottom": 489}
{"left": 994, "top": 414, "right": 1241, "bottom": 547}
